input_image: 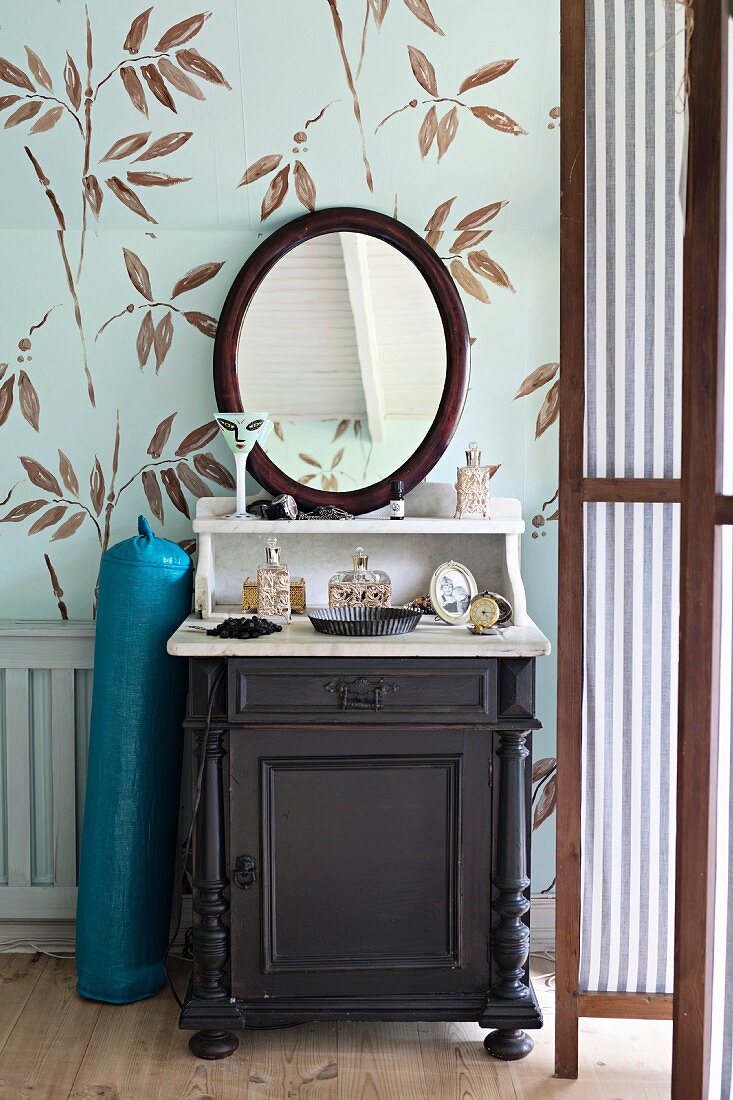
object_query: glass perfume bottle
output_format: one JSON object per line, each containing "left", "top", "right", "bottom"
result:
{"left": 257, "top": 537, "right": 291, "bottom": 622}
{"left": 328, "top": 547, "right": 392, "bottom": 609}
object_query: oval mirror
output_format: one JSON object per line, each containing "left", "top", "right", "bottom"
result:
{"left": 214, "top": 208, "right": 470, "bottom": 514}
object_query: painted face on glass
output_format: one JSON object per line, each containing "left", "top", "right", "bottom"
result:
{"left": 214, "top": 413, "right": 269, "bottom": 453}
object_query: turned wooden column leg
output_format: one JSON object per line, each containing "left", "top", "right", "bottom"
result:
{"left": 189, "top": 727, "right": 238, "bottom": 1060}
{"left": 484, "top": 728, "right": 533, "bottom": 1061}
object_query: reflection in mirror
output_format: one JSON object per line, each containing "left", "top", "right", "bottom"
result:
{"left": 236, "top": 232, "right": 446, "bottom": 493}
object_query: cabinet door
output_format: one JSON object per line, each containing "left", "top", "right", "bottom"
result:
{"left": 229, "top": 726, "right": 492, "bottom": 999}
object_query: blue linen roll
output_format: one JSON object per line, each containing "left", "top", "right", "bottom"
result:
{"left": 76, "top": 516, "right": 192, "bottom": 1003}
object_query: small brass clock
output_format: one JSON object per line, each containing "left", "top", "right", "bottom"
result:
{"left": 468, "top": 593, "right": 501, "bottom": 634}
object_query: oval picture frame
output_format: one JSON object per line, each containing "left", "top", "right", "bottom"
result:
{"left": 429, "top": 560, "right": 478, "bottom": 626}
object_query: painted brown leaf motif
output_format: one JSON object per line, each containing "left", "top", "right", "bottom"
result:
{"left": 175, "top": 49, "right": 230, "bottom": 88}
{"left": 238, "top": 153, "right": 282, "bottom": 186}
{"left": 183, "top": 310, "right": 217, "bottom": 337}
{"left": 155, "top": 13, "right": 210, "bottom": 52}
{"left": 101, "top": 132, "right": 151, "bottom": 162}
{"left": 299, "top": 473, "right": 316, "bottom": 485}
{"left": 141, "top": 64, "right": 176, "bottom": 112}
{"left": 137, "top": 309, "right": 155, "bottom": 367}
{"left": 293, "top": 160, "right": 316, "bottom": 212}
{"left": 178, "top": 538, "right": 196, "bottom": 556}
{"left": 424, "top": 195, "right": 456, "bottom": 250}
{"left": 106, "top": 177, "right": 157, "bottom": 223}
{"left": 535, "top": 379, "right": 559, "bottom": 438}
{"left": 514, "top": 362, "right": 559, "bottom": 399}
{"left": 332, "top": 419, "right": 349, "bottom": 442}
{"left": 161, "top": 467, "right": 190, "bottom": 518}
{"left": 28, "top": 504, "right": 67, "bottom": 536}
{"left": 133, "top": 131, "right": 192, "bottom": 161}
{"left": 273, "top": 421, "right": 284, "bottom": 441}
{"left": 176, "top": 420, "right": 218, "bottom": 456}
{"left": 79, "top": 179, "right": 102, "bottom": 224}
{"left": 29, "top": 106, "right": 64, "bottom": 133}
{"left": 1, "top": 499, "right": 45, "bottom": 522}
{"left": 142, "top": 469, "right": 164, "bottom": 521}
{"left": 4, "top": 100, "right": 42, "bottom": 128}
{"left": 418, "top": 105, "right": 437, "bottom": 157}
{"left": 153, "top": 311, "right": 174, "bottom": 371}
{"left": 436, "top": 106, "right": 458, "bottom": 161}
{"left": 64, "top": 53, "right": 81, "bottom": 110}
{"left": 455, "top": 201, "right": 507, "bottom": 230}
{"left": 261, "top": 164, "right": 289, "bottom": 221}
{"left": 21, "top": 456, "right": 61, "bottom": 494}
{"left": 533, "top": 774, "right": 556, "bottom": 829}
{"left": 58, "top": 450, "right": 79, "bottom": 496}
{"left": 90, "top": 457, "right": 105, "bottom": 515}
{"left": 331, "top": 447, "right": 344, "bottom": 469}
{"left": 147, "top": 412, "right": 176, "bottom": 457}
{"left": 403, "top": 0, "right": 444, "bottom": 35}
{"left": 299, "top": 454, "right": 322, "bottom": 469}
{"left": 369, "top": 0, "right": 390, "bottom": 26}
{"left": 532, "top": 756, "right": 556, "bottom": 783}
{"left": 450, "top": 258, "right": 490, "bottom": 304}
{"left": 24, "top": 48, "right": 53, "bottom": 91}
{"left": 176, "top": 461, "right": 209, "bottom": 498}
{"left": 157, "top": 58, "right": 204, "bottom": 100}
{"left": 467, "top": 249, "right": 514, "bottom": 292}
{"left": 124, "top": 8, "right": 153, "bottom": 54}
{"left": 18, "top": 371, "right": 39, "bottom": 430}
{"left": 450, "top": 228, "right": 492, "bottom": 253}
{"left": 51, "top": 511, "right": 86, "bottom": 541}
{"left": 0, "top": 58, "right": 35, "bottom": 92}
{"left": 123, "top": 247, "right": 153, "bottom": 300}
{"left": 170, "top": 261, "right": 223, "bottom": 299}
{"left": 193, "top": 451, "right": 235, "bottom": 490}
{"left": 0, "top": 375, "right": 13, "bottom": 426}
{"left": 127, "top": 170, "right": 191, "bottom": 186}
{"left": 470, "top": 105, "right": 527, "bottom": 136}
{"left": 120, "top": 67, "right": 148, "bottom": 116}
{"left": 0, "top": 95, "right": 21, "bottom": 112}
{"left": 457, "top": 58, "right": 517, "bottom": 95}
{"left": 407, "top": 45, "right": 438, "bottom": 96}
{"left": 44, "top": 553, "right": 68, "bottom": 619}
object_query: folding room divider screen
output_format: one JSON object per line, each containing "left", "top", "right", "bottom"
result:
{"left": 556, "top": 0, "right": 685, "bottom": 1078}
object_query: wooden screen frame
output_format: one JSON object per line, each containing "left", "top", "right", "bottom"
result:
{"left": 555, "top": 0, "right": 681, "bottom": 1081}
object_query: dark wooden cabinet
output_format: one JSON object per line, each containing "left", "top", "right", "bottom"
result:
{"left": 180, "top": 655, "right": 542, "bottom": 1063}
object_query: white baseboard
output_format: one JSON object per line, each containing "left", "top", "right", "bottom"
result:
{"left": 1, "top": 897, "right": 556, "bottom": 956}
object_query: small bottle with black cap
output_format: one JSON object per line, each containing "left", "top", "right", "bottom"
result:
{"left": 390, "top": 479, "right": 405, "bottom": 520}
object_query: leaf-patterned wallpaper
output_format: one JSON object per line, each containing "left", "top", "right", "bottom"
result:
{"left": 0, "top": 0, "right": 559, "bottom": 884}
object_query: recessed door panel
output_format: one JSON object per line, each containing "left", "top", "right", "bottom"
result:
{"left": 229, "top": 726, "right": 492, "bottom": 999}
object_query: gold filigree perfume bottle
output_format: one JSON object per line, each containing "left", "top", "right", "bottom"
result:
{"left": 257, "top": 537, "right": 291, "bottom": 622}
{"left": 454, "top": 441, "right": 497, "bottom": 519}
{"left": 328, "top": 547, "right": 392, "bottom": 609}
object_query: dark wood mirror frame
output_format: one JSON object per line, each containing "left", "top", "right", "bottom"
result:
{"left": 213, "top": 207, "right": 471, "bottom": 515}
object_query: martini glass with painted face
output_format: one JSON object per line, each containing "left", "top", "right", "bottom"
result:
{"left": 214, "top": 412, "right": 271, "bottom": 519}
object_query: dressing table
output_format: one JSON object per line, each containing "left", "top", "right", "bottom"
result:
{"left": 167, "top": 209, "right": 551, "bottom": 1063}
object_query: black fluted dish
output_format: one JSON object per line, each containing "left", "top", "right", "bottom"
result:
{"left": 308, "top": 607, "right": 422, "bottom": 637}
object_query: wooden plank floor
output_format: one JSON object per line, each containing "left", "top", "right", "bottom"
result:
{"left": 0, "top": 955, "right": 672, "bottom": 1099}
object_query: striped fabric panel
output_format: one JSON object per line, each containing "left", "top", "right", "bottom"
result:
{"left": 709, "top": 528, "right": 733, "bottom": 1100}
{"left": 580, "top": 502, "right": 679, "bottom": 992}
{"left": 580, "top": 0, "right": 684, "bottom": 996}
{"left": 585, "top": 0, "right": 684, "bottom": 478}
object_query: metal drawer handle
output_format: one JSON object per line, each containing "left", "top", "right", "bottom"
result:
{"left": 324, "top": 676, "right": 399, "bottom": 711}
{"left": 233, "top": 854, "right": 256, "bottom": 890}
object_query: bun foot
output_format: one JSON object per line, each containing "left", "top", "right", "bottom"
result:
{"left": 484, "top": 1028, "right": 534, "bottom": 1061}
{"left": 189, "top": 1029, "right": 239, "bottom": 1060}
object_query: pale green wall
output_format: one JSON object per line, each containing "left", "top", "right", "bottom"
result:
{"left": 0, "top": 0, "right": 559, "bottom": 889}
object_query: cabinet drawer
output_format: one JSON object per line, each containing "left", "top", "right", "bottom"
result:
{"left": 227, "top": 658, "right": 498, "bottom": 724}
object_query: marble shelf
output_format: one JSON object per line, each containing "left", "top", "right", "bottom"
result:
{"left": 168, "top": 610, "right": 551, "bottom": 659}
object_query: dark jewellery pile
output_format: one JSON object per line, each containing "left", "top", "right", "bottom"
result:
{"left": 206, "top": 616, "right": 282, "bottom": 639}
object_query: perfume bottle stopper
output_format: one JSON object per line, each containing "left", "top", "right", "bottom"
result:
{"left": 466, "top": 441, "right": 481, "bottom": 467}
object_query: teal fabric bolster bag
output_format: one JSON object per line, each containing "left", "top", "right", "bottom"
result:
{"left": 76, "top": 516, "right": 192, "bottom": 1004}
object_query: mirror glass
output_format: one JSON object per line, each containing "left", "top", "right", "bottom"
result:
{"left": 236, "top": 232, "right": 446, "bottom": 493}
